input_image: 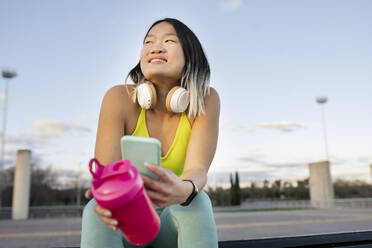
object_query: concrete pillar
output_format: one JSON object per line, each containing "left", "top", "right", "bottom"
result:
{"left": 308, "top": 161, "right": 334, "bottom": 208}
{"left": 370, "top": 164, "right": 372, "bottom": 184}
{"left": 12, "top": 150, "right": 32, "bottom": 220}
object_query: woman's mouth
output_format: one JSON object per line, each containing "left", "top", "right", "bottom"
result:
{"left": 149, "top": 58, "right": 167, "bottom": 64}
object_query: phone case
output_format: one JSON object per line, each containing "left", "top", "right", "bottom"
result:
{"left": 120, "top": 135, "right": 161, "bottom": 180}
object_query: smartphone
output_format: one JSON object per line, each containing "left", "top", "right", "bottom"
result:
{"left": 120, "top": 135, "right": 161, "bottom": 180}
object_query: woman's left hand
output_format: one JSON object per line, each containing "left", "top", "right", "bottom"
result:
{"left": 142, "top": 162, "right": 192, "bottom": 207}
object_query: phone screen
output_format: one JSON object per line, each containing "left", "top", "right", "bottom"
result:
{"left": 121, "top": 136, "right": 161, "bottom": 180}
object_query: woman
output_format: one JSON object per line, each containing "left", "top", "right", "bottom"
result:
{"left": 81, "top": 18, "right": 220, "bottom": 248}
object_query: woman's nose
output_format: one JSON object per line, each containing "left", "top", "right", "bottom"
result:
{"left": 150, "top": 43, "right": 165, "bottom": 54}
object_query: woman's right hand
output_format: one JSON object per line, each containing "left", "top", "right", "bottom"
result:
{"left": 85, "top": 188, "right": 119, "bottom": 231}
{"left": 94, "top": 203, "right": 118, "bottom": 231}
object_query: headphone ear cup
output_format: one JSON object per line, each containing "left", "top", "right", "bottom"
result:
{"left": 166, "top": 86, "right": 190, "bottom": 113}
{"left": 136, "top": 83, "right": 157, "bottom": 109}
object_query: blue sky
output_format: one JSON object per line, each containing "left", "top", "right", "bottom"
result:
{"left": 1, "top": 0, "right": 371, "bottom": 186}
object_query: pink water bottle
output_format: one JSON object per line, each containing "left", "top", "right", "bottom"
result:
{"left": 89, "top": 158, "right": 160, "bottom": 245}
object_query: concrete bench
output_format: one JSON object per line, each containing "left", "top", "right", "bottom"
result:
{"left": 217, "top": 230, "right": 372, "bottom": 248}
{"left": 56, "top": 230, "right": 372, "bottom": 248}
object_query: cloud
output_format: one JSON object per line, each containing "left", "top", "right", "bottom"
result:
{"left": 330, "top": 155, "right": 372, "bottom": 167}
{"left": 221, "top": 119, "right": 306, "bottom": 133}
{"left": 1, "top": 120, "right": 92, "bottom": 150}
{"left": 330, "top": 156, "right": 349, "bottom": 166}
{"left": 237, "top": 155, "right": 307, "bottom": 169}
{"left": 3, "top": 136, "right": 28, "bottom": 145}
{"left": 220, "top": 0, "right": 243, "bottom": 13}
{"left": 2, "top": 133, "right": 52, "bottom": 148}
{"left": 213, "top": 153, "right": 371, "bottom": 186}
{"left": 1, "top": 150, "right": 45, "bottom": 168}
{"left": 257, "top": 121, "right": 306, "bottom": 132}
{"left": 48, "top": 167, "right": 92, "bottom": 188}
{"left": 79, "top": 114, "right": 91, "bottom": 121}
{"left": 357, "top": 156, "right": 372, "bottom": 164}
{"left": 237, "top": 154, "right": 267, "bottom": 164}
{"left": 29, "top": 120, "right": 90, "bottom": 135}
{"left": 52, "top": 168, "right": 80, "bottom": 178}
{"left": 333, "top": 172, "right": 370, "bottom": 182}
{"left": 220, "top": 119, "right": 254, "bottom": 132}
{"left": 263, "top": 162, "right": 308, "bottom": 169}
{"left": 234, "top": 151, "right": 309, "bottom": 176}
{"left": 0, "top": 93, "right": 6, "bottom": 102}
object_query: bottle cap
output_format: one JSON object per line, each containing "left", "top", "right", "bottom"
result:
{"left": 89, "top": 159, "right": 143, "bottom": 209}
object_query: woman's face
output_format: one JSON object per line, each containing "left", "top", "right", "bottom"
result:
{"left": 140, "top": 22, "right": 185, "bottom": 85}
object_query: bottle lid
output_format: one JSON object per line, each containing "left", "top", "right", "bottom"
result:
{"left": 89, "top": 159, "right": 143, "bottom": 209}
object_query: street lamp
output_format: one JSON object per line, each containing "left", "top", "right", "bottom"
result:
{"left": 76, "top": 161, "right": 82, "bottom": 207}
{"left": 316, "top": 96, "right": 329, "bottom": 161}
{"left": 0, "top": 69, "right": 17, "bottom": 208}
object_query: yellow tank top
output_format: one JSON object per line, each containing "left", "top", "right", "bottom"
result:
{"left": 131, "top": 108, "right": 191, "bottom": 176}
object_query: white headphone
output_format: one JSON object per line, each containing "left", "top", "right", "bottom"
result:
{"left": 136, "top": 82, "right": 190, "bottom": 113}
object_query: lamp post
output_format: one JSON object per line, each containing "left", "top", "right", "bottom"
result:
{"left": 76, "top": 161, "right": 82, "bottom": 207}
{"left": 0, "top": 69, "right": 17, "bottom": 208}
{"left": 316, "top": 96, "right": 329, "bottom": 161}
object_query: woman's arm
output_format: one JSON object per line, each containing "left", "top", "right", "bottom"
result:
{"left": 94, "top": 85, "right": 127, "bottom": 165}
{"left": 143, "top": 87, "right": 220, "bottom": 206}
{"left": 181, "top": 87, "right": 220, "bottom": 191}
{"left": 92, "top": 85, "right": 128, "bottom": 230}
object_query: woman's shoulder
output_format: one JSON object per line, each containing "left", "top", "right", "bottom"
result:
{"left": 188, "top": 86, "right": 220, "bottom": 126}
{"left": 101, "top": 84, "right": 140, "bottom": 117}
{"left": 103, "top": 84, "right": 134, "bottom": 100}
{"left": 205, "top": 86, "right": 220, "bottom": 104}
{"left": 202, "top": 86, "right": 220, "bottom": 116}
{"left": 103, "top": 84, "right": 138, "bottom": 104}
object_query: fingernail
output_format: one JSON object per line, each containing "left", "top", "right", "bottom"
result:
{"left": 111, "top": 226, "right": 117, "bottom": 231}
{"left": 144, "top": 162, "right": 151, "bottom": 167}
{"left": 85, "top": 191, "right": 90, "bottom": 199}
{"left": 110, "top": 220, "right": 118, "bottom": 226}
{"left": 103, "top": 211, "right": 111, "bottom": 217}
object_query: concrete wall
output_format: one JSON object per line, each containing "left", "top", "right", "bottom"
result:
{"left": 12, "top": 150, "right": 32, "bottom": 220}
{"left": 308, "top": 161, "right": 334, "bottom": 208}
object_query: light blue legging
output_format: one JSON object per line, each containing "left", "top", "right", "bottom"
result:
{"left": 80, "top": 191, "right": 218, "bottom": 248}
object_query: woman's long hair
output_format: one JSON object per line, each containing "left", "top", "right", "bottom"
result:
{"left": 126, "top": 18, "right": 210, "bottom": 117}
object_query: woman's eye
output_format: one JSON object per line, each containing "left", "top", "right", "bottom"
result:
{"left": 165, "top": 39, "right": 175, "bottom": 43}
{"left": 144, "top": 40, "right": 152, "bottom": 44}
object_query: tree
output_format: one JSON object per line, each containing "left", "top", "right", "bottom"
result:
{"left": 230, "top": 171, "right": 241, "bottom": 205}
{"left": 3, "top": 164, "right": 63, "bottom": 206}
{"left": 235, "top": 171, "right": 241, "bottom": 205}
{"left": 295, "top": 179, "right": 310, "bottom": 200}
{"left": 229, "top": 173, "right": 235, "bottom": 205}
{"left": 206, "top": 186, "right": 231, "bottom": 206}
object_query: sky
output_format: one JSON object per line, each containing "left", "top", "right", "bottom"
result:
{"left": 0, "top": 0, "right": 371, "bottom": 187}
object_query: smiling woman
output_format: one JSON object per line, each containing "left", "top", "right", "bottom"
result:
{"left": 80, "top": 18, "right": 220, "bottom": 248}
{"left": 140, "top": 23, "right": 185, "bottom": 86}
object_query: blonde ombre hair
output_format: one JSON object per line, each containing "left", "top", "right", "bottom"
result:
{"left": 125, "top": 18, "right": 210, "bottom": 118}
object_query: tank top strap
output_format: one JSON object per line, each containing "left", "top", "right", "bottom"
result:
{"left": 181, "top": 111, "right": 191, "bottom": 129}
{"left": 131, "top": 108, "right": 149, "bottom": 137}
{"left": 161, "top": 111, "right": 191, "bottom": 176}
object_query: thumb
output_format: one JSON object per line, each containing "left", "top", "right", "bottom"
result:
{"left": 85, "top": 188, "right": 93, "bottom": 199}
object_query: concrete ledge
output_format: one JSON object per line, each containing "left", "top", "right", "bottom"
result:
{"left": 217, "top": 230, "right": 372, "bottom": 248}
{"left": 54, "top": 230, "right": 372, "bottom": 248}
